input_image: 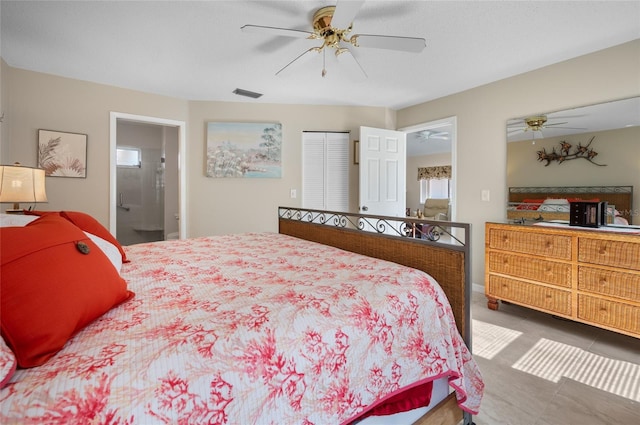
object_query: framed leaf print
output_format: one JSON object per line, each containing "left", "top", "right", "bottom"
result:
{"left": 38, "top": 129, "right": 87, "bottom": 178}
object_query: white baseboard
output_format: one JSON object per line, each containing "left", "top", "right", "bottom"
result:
{"left": 471, "top": 283, "right": 484, "bottom": 293}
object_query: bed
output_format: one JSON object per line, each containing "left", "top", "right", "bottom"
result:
{"left": 507, "top": 185, "right": 634, "bottom": 224}
{"left": 1, "top": 208, "right": 482, "bottom": 424}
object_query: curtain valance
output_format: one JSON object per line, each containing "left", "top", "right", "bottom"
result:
{"left": 417, "top": 165, "right": 451, "bottom": 180}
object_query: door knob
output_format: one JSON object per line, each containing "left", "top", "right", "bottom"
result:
{"left": 361, "top": 206, "right": 369, "bottom": 211}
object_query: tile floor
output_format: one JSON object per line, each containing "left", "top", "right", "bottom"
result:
{"left": 469, "top": 290, "right": 640, "bottom": 425}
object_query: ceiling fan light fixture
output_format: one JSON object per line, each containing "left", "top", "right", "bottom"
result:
{"left": 525, "top": 115, "right": 548, "bottom": 131}
{"left": 232, "top": 88, "right": 263, "bottom": 99}
{"left": 313, "top": 6, "right": 339, "bottom": 34}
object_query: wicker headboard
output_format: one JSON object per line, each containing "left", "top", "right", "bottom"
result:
{"left": 508, "top": 186, "right": 634, "bottom": 224}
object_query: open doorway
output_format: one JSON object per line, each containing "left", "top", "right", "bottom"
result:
{"left": 400, "top": 116, "right": 456, "bottom": 221}
{"left": 109, "top": 112, "right": 187, "bottom": 244}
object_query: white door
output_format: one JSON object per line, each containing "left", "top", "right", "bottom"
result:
{"left": 359, "top": 126, "right": 406, "bottom": 217}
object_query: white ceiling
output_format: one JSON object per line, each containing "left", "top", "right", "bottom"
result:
{"left": 2, "top": 0, "right": 639, "bottom": 112}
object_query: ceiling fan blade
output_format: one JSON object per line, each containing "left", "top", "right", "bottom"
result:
{"left": 543, "top": 121, "right": 568, "bottom": 127}
{"left": 275, "top": 48, "right": 319, "bottom": 76}
{"left": 331, "top": 0, "right": 365, "bottom": 29}
{"left": 351, "top": 34, "right": 426, "bottom": 52}
{"left": 546, "top": 126, "right": 588, "bottom": 130}
{"left": 336, "top": 48, "right": 367, "bottom": 79}
{"left": 241, "top": 24, "right": 315, "bottom": 39}
{"left": 546, "top": 114, "right": 588, "bottom": 119}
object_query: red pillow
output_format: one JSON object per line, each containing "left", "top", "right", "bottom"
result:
{"left": 516, "top": 199, "right": 544, "bottom": 210}
{"left": 25, "top": 210, "right": 128, "bottom": 263}
{"left": 1, "top": 214, "right": 134, "bottom": 367}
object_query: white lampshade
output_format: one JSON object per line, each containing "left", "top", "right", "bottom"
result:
{"left": 0, "top": 163, "right": 48, "bottom": 211}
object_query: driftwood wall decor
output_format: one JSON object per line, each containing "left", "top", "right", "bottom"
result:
{"left": 536, "top": 136, "right": 606, "bottom": 166}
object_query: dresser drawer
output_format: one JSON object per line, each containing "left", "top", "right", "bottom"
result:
{"left": 488, "top": 228, "right": 571, "bottom": 259}
{"left": 578, "top": 295, "right": 640, "bottom": 336}
{"left": 488, "top": 275, "right": 571, "bottom": 315}
{"left": 578, "top": 238, "right": 640, "bottom": 270}
{"left": 488, "top": 252, "right": 571, "bottom": 288}
{"left": 578, "top": 266, "right": 640, "bottom": 302}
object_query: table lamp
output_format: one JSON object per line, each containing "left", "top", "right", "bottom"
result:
{"left": 0, "top": 162, "right": 48, "bottom": 213}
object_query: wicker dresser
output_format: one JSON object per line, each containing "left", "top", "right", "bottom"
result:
{"left": 485, "top": 222, "right": 640, "bottom": 338}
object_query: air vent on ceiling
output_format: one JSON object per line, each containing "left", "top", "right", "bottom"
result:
{"left": 232, "top": 88, "right": 263, "bottom": 99}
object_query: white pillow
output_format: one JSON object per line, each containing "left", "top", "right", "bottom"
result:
{"left": 84, "top": 232, "right": 123, "bottom": 273}
{"left": 0, "top": 213, "right": 38, "bottom": 227}
{"left": 541, "top": 198, "right": 570, "bottom": 205}
{"left": 538, "top": 198, "right": 571, "bottom": 212}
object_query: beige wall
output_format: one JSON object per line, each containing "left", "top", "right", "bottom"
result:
{"left": 0, "top": 60, "right": 4, "bottom": 160}
{"left": 1, "top": 64, "right": 189, "bottom": 225}
{"left": 0, "top": 64, "right": 394, "bottom": 236}
{"left": 187, "top": 101, "right": 393, "bottom": 236}
{"left": 406, "top": 152, "right": 451, "bottom": 214}
{"left": 2, "top": 39, "right": 639, "bottom": 286}
{"left": 397, "top": 39, "right": 640, "bottom": 286}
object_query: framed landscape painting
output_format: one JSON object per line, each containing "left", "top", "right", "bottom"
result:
{"left": 206, "top": 122, "right": 282, "bottom": 178}
{"left": 38, "top": 129, "right": 87, "bottom": 178}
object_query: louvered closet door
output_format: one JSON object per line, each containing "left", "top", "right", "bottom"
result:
{"left": 302, "top": 132, "right": 349, "bottom": 212}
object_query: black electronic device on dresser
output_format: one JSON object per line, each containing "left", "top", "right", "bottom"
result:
{"left": 570, "top": 201, "right": 607, "bottom": 227}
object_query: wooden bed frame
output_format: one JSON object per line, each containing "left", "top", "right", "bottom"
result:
{"left": 278, "top": 207, "right": 473, "bottom": 425}
{"left": 507, "top": 185, "right": 634, "bottom": 224}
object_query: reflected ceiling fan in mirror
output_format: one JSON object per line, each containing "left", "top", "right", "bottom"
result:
{"left": 507, "top": 114, "right": 587, "bottom": 141}
{"left": 417, "top": 129, "right": 449, "bottom": 141}
{"left": 241, "top": 0, "right": 426, "bottom": 78}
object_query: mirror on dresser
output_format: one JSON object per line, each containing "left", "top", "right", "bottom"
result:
{"left": 506, "top": 96, "right": 640, "bottom": 224}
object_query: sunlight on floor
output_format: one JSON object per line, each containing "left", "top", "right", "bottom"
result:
{"left": 512, "top": 338, "right": 640, "bottom": 402}
{"left": 472, "top": 319, "right": 523, "bottom": 360}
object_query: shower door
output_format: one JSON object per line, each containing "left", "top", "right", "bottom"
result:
{"left": 115, "top": 120, "right": 179, "bottom": 246}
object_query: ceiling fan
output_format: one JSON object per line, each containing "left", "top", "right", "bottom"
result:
{"left": 241, "top": 0, "right": 426, "bottom": 78}
{"left": 417, "top": 129, "right": 450, "bottom": 141}
{"left": 507, "top": 114, "right": 586, "bottom": 138}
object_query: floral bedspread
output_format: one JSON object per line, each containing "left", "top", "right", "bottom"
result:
{"left": 0, "top": 233, "right": 483, "bottom": 424}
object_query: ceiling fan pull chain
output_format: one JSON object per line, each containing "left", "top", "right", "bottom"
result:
{"left": 322, "top": 49, "right": 327, "bottom": 77}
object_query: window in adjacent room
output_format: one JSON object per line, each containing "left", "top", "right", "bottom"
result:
{"left": 418, "top": 165, "right": 452, "bottom": 203}
{"left": 302, "top": 132, "right": 349, "bottom": 212}
{"left": 116, "top": 147, "right": 141, "bottom": 168}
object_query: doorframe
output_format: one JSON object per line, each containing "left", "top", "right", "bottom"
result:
{"left": 109, "top": 112, "right": 187, "bottom": 238}
{"left": 399, "top": 116, "right": 457, "bottom": 221}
